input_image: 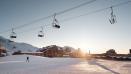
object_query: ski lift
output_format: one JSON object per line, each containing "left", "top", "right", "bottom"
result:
{"left": 10, "top": 28, "right": 17, "bottom": 38}
{"left": 109, "top": 7, "right": 117, "bottom": 24}
{"left": 52, "top": 13, "right": 60, "bottom": 29}
{"left": 38, "top": 26, "right": 44, "bottom": 37}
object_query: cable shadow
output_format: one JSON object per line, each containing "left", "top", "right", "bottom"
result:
{"left": 88, "top": 59, "right": 120, "bottom": 74}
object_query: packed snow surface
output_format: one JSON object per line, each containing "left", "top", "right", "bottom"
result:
{"left": 0, "top": 55, "right": 131, "bottom": 74}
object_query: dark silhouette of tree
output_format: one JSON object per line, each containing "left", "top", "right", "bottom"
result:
{"left": 106, "top": 49, "right": 117, "bottom": 56}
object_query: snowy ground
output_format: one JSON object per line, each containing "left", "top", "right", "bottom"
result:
{"left": 0, "top": 55, "right": 131, "bottom": 74}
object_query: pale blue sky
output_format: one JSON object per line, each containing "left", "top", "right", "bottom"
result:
{"left": 0, "top": 0, "right": 131, "bottom": 54}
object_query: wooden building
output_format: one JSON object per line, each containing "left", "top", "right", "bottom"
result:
{"left": 0, "top": 47, "right": 6, "bottom": 56}
{"left": 42, "top": 45, "right": 64, "bottom": 57}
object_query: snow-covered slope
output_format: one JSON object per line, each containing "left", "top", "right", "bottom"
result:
{"left": 0, "top": 36, "right": 38, "bottom": 54}
{"left": 11, "top": 42, "right": 38, "bottom": 52}
{"left": 0, "top": 55, "right": 131, "bottom": 74}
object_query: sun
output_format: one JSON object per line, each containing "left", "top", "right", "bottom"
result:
{"left": 81, "top": 48, "right": 89, "bottom": 53}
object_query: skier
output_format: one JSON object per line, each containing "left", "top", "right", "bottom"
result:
{"left": 26, "top": 56, "right": 29, "bottom": 62}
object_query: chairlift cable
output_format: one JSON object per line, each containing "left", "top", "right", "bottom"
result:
{"left": 1, "top": 0, "right": 131, "bottom": 35}
{"left": 0, "top": 0, "right": 96, "bottom": 34}
{"left": 60, "top": 0, "right": 131, "bottom": 23}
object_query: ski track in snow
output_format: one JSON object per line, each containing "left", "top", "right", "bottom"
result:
{"left": 0, "top": 55, "right": 131, "bottom": 74}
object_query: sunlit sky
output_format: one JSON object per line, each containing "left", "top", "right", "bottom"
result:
{"left": 0, "top": 0, "right": 131, "bottom": 54}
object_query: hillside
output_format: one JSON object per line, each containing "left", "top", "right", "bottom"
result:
{"left": 0, "top": 36, "right": 38, "bottom": 55}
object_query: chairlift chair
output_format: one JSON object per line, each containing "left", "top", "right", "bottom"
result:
{"left": 38, "top": 31, "right": 44, "bottom": 37}
{"left": 52, "top": 22, "right": 60, "bottom": 29}
{"left": 109, "top": 7, "right": 117, "bottom": 24}
{"left": 38, "top": 27, "right": 44, "bottom": 37}
{"left": 52, "top": 13, "right": 60, "bottom": 29}
{"left": 10, "top": 29, "right": 17, "bottom": 38}
{"left": 10, "top": 33, "right": 17, "bottom": 38}
{"left": 109, "top": 14, "right": 117, "bottom": 24}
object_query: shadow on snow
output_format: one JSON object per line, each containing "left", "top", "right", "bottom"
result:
{"left": 88, "top": 59, "right": 120, "bottom": 74}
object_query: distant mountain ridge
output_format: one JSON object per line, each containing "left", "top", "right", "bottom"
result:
{"left": 0, "top": 36, "right": 76, "bottom": 55}
{"left": 0, "top": 36, "right": 38, "bottom": 55}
